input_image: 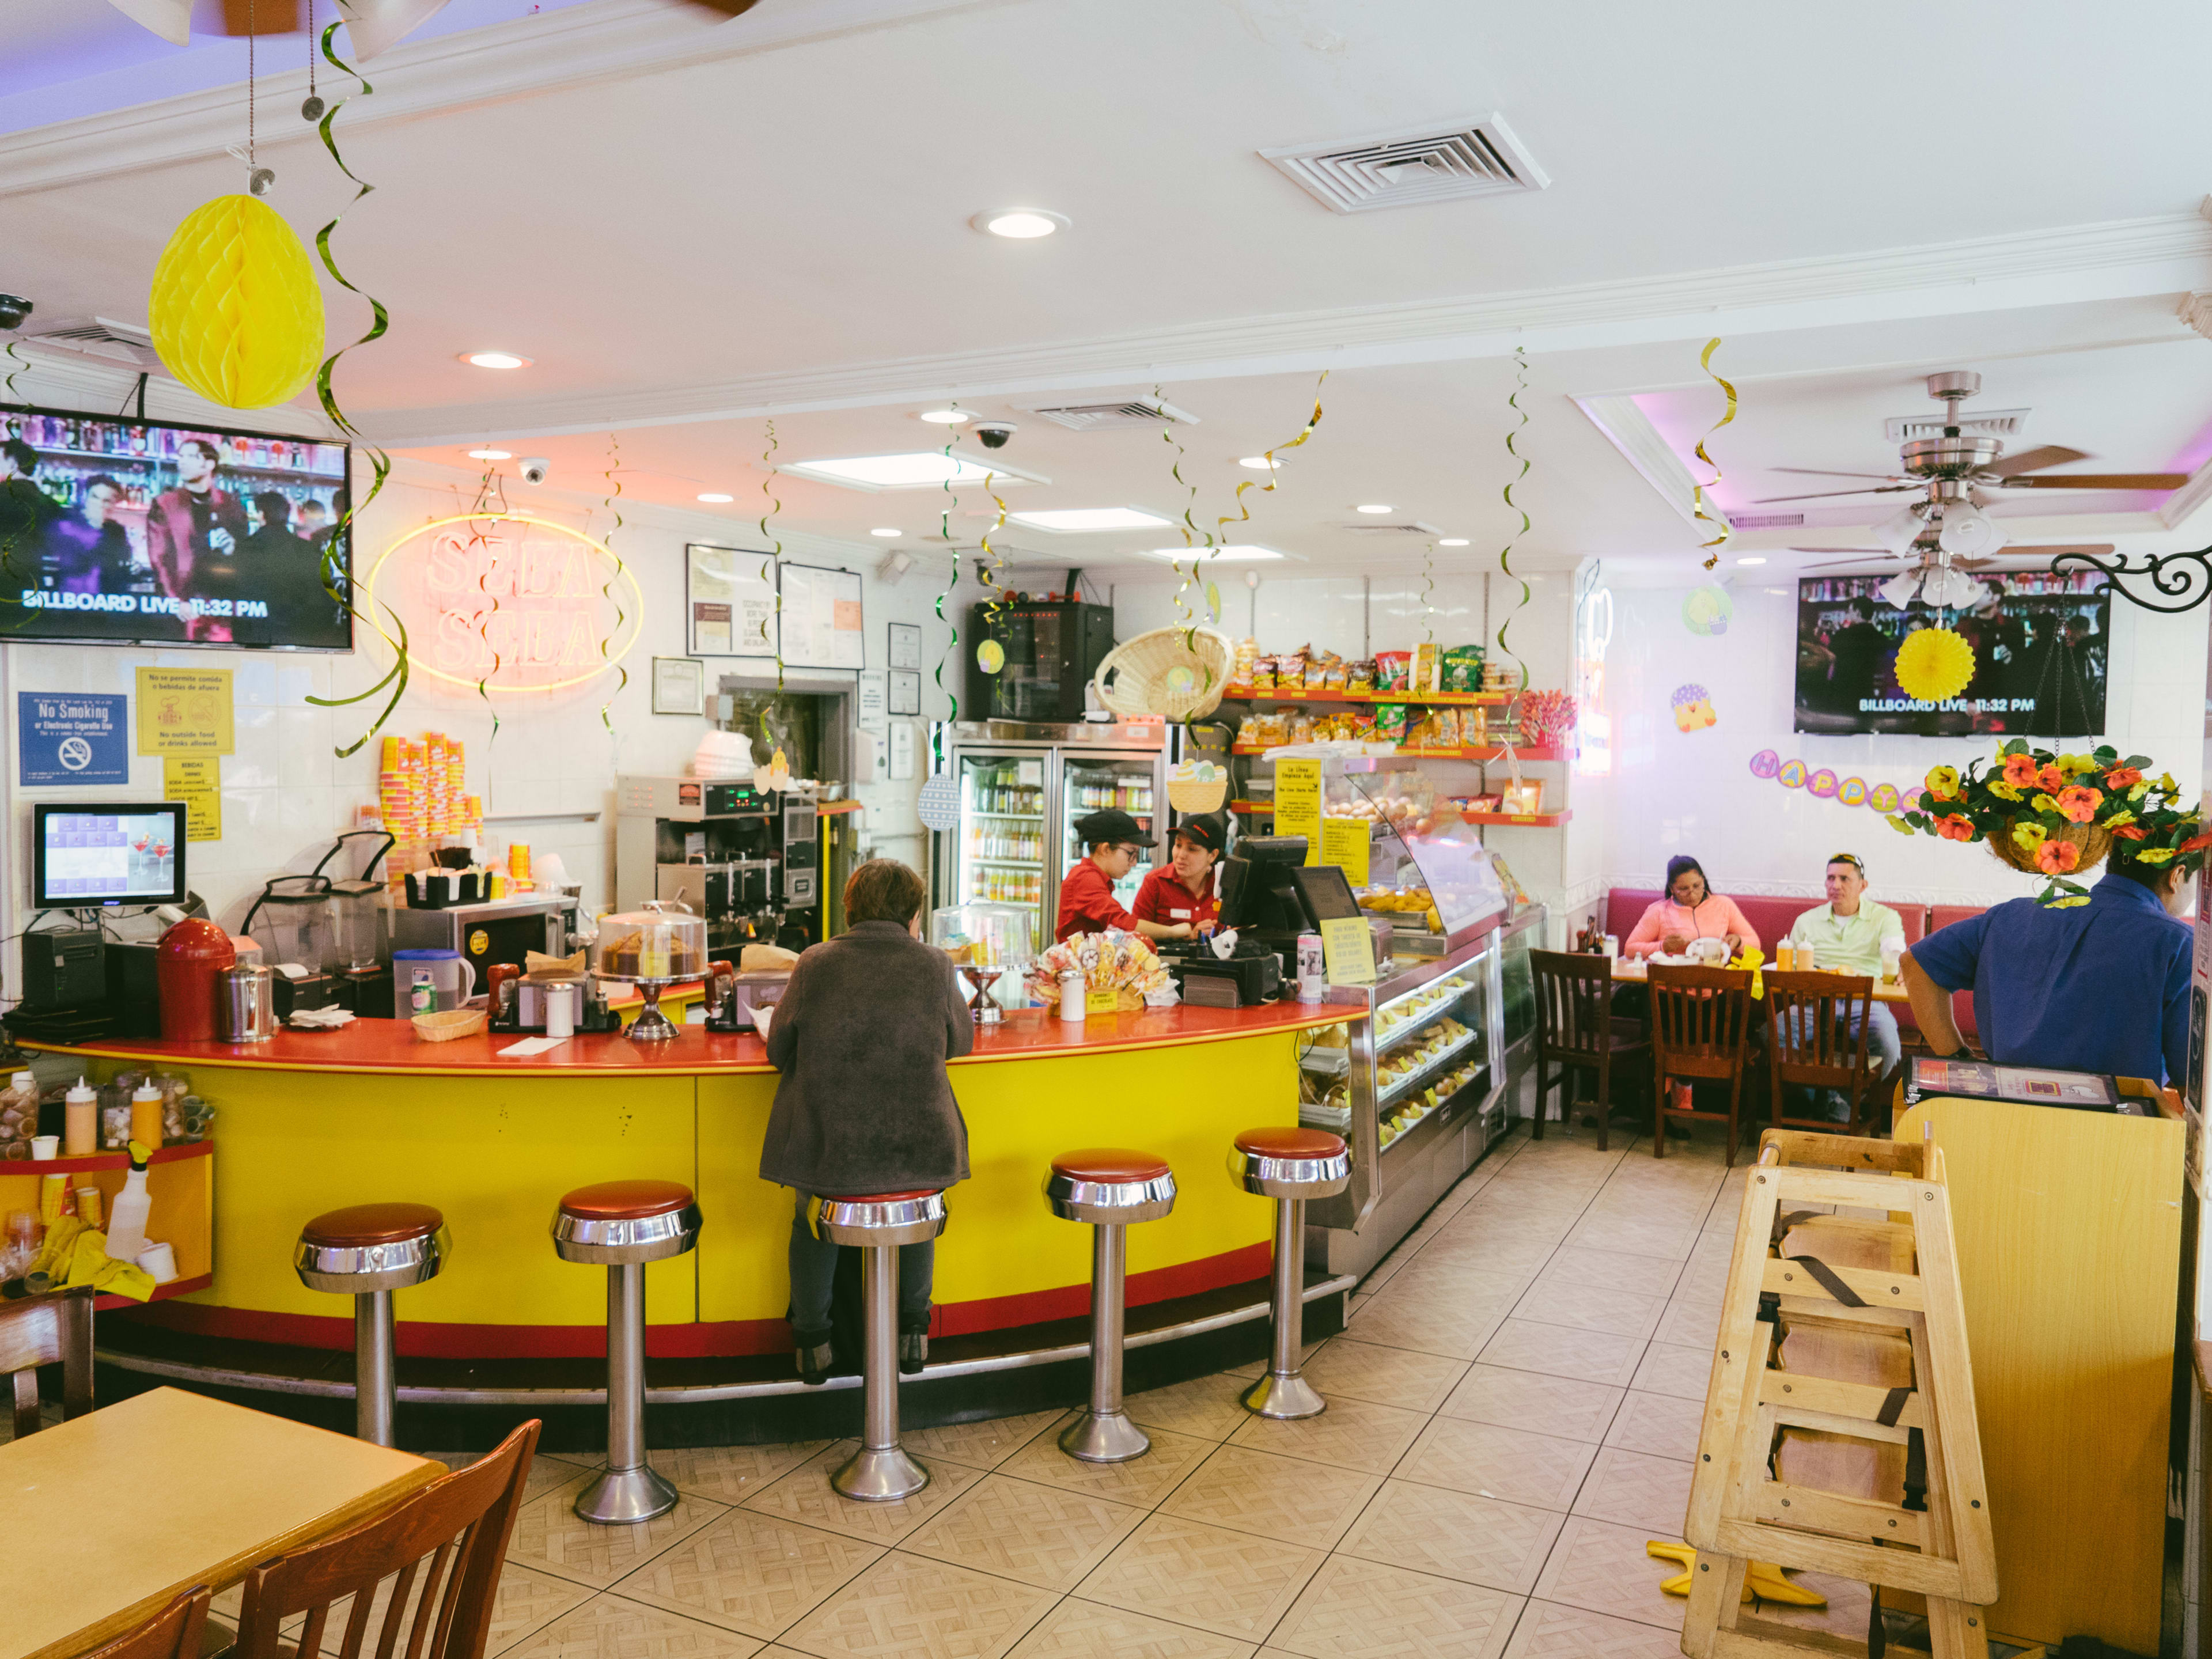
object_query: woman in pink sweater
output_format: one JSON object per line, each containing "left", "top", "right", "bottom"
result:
{"left": 1624, "top": 855, "right": 1759, "bottom": 959}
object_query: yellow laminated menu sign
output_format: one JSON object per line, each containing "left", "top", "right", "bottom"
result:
{"left": 1085, "top": 988, "right": 1120, "bottom": 1017}
{"left": 162, "top": 756, "right": 221, "bottom": 842}
{"left": 135, "top": 667, "right": 234, "bottom": 755}
{"left": 1274, "top": 757, "right": 1321, "bottom": 864}
{"left": 1320, "top": 816, "right": 1370, "bottom": 888}
{"left": 1319, "top": 916, "right": 1377, "bottom": 986}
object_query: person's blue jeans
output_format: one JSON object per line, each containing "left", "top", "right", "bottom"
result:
{"left": 786, "top": 1189, "right": 934, "bottom": 1343}
{"left": 1783, "top": 1002, "right": 1901, "bottom": 1122}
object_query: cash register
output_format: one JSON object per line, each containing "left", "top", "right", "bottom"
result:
{"left": 1162, "top": 835, "right": 1361, "bottom": 1007}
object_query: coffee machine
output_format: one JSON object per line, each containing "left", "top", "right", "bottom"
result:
{"left": 614, "top": 775, "right": 821, "bottom": 955}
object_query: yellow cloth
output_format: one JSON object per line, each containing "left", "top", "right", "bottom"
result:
{"left": 1729, "top": 945, "right": 1766, "bottom": 1000}
{"left": 26, "top": 1215, "right": 156, "bottom": 1301}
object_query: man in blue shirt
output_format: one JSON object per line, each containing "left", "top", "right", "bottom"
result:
{"left": 1903, "top": 854, "right": 2193, "bottom": 1084}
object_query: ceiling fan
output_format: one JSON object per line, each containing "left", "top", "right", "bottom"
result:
{"left": 1793, "top": 528, "right": 2117, "bottom": 610}
{"left": 1755, "top": 367, "right": 2186, "bottom": 569}
{"left": 106, "top": 0, "right": 756, "bottom": 54}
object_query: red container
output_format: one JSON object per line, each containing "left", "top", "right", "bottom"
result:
{"left": 156, "top": 918, "right": 236, "bottom": 1041}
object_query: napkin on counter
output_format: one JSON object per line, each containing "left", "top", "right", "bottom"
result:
{"left": 287, "top": 1007, "right": 357, "bottom": 1029}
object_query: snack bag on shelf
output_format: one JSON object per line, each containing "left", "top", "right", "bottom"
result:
{"left": 1287, "top": 711, "right": 1317, "bottom": 744}
{"left": 1441, "top": 645, "right": 1486, "bottom": 693}
{"left": 1350, "top": 659, "right": 1377, "bottom": 694}
{"left": 1303, "top": 654, "right": 1334, "bottom": 691}
{"left": 1430, "top": 708, "right": 1463, "bottom": 748}
{"left": 1412, "top": 642, "right": 1441, "bottom": 695}
{"left": 1251, "top": 656, "right": 1277, "bottom": 693}
{"left": 1229, "top": 637, "right": 1260, "bottom": 691}
{"left": 1278, "top": 651, "right": 1308, "bottom": 691}
{"left": 1351, "top": 710, "right": 1377, "bottom": 741}
{"left": 1372, "top": 702, "right": 1407, "bottom": 743}
{"left": 1373, "top": 650, "right": 1411, "bottom": 692}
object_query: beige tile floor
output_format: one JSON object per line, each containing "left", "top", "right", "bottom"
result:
{"left": 7, "top": 1122, "right": 1815, "bottom": 1659}
{"left": 401, "top": 1123, "right": 1787, "bottom": 1659}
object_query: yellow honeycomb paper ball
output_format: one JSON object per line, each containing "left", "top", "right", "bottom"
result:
{"left": 148, "top": 194, "right": 325, "bottom": 410}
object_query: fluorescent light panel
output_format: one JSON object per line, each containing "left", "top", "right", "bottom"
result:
{"left": 1009, "top": 507, "right": 1172, "bottom": 532}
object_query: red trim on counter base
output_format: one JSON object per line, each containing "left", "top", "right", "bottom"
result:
{"left": 25, "top": 1001, "right": 1346, "bottom": 1077}
{"left": 114, "top": 1241, "right": 1274, "bottom": 1359}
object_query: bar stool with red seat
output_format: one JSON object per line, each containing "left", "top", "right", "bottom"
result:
{"left": 1044, "top": 1147, "right": 1177, "bottom": 1463}
{"left": 294, "top": 1202, "right": 450, "bottom": 1448}
{"left": 552, "top": 1179, "right": 702, "bottom": 1525}
{"left": 1228, "top": 1126, "right": 1350, "bottom": 1419}
{"left": 813, "top": 1190, "right": 949, "bottom": 1501}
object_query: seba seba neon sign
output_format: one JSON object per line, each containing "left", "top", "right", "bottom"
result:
{"left": 368, "top": 513, "right": 643, "bottom": 693}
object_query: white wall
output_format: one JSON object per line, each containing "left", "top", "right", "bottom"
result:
{"left": 1598, "top": 576, "right": 2207, "bottom": 907}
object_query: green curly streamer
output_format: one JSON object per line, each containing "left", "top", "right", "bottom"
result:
{"left": 1157, "top": 387, "right": 1217, "bottom": 693}
{"left": 1421, "top": 541, "right": 1437, "bottom": 646}
{"left": 976, "top": 470, "right": 1007, "bottom": 666}
{"left": 597, "top": 433, "right": 630, "bottom": 737}
{"left": 466, "top": 461, "right": 503, "bottom": 753}
{"left": 1494, "top": 346, "right": 1532, "bottom": 698}
{"left": 0, "top": 335, "right": 31, "bottom": 601}
{"left": 757, "top": 421, "right": 784, "bottom": 712}
{"left": 300, "top": 20, "right": 410, "bottom": 759}
{"left": 932, "top": 422, "right": 960, "bottom": 771}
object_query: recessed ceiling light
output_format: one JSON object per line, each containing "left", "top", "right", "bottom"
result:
{"left": 918, "top": 408, "right": 972, "bottom": 425}
{"left": 1735, "top": 555, "right": 1767, "bottom": 566}
{"left": 460, "top": 351, "right": 531, "bottom": 369}
{"left": 870, "top": 527, "right": 903, "bottom": 537}
{"left": 972, "top": 208, "right": 1069, "bottom": 239}
{"left": 1141, "top": 544, "right": 1283, "bottom": 562}
{"left": 1439, "top": 537, "right": 1469, "bottom": 547}
{"left": 1237, "top": 455, "right": 1287, "bottom": 470}
{"left": 780, "top": 452, "right": 1049, "bottom": 492}
{"left": 465, "top": 448, "right": 512, "bottom": 461}
{"left": 698, "top": 493, "right": 734, "bottom": 503}
{"left": 1010, "top": 507, "right": 1173, "bottom": 533}
{"left": 1354, "top": 503, "right": 1394, "bottom": 514}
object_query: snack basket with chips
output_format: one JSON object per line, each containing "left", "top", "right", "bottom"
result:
{"left": 1028, "top": 929, "right": 1180, "bottom": 1010}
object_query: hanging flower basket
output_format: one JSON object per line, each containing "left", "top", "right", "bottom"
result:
{"left": 1093, "top": 626, "right": 1233, "bottom": 721}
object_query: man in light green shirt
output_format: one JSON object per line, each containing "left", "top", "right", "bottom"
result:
{"left": 1786, "top": 852, "right": 1907, "bottom": 1103}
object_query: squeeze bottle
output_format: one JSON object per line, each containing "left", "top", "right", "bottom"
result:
{"left": 131, "top": 1081, "right": 165, "bottom": 1149}
{"left": 63, "top": 1078, "right": 97, "bottom": 1157}
{"left": 106, "top": 1141, "right": 154, "bottom": 1264}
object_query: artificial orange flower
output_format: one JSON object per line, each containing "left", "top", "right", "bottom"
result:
{"left": 2034, "top": 839, "right": 2081, "bottom": 874}
{"left": 2035, "top": 763, "right": 2067, "bottom": 794}
{"left": 1935, "top": 815, "right": 1976, "bottom": 843}
{"left": 2104, "top": 766, "right": 2143, "bottom": 790}
{"left": 2178, "top": 830, "right": 2212, "bottom": 855}
{"left": 2112, "top": 824, "right": 2149, "bottom": 840}
{"left": 2002, "top": 753, "right": 2041, "bottom": 789}
{"left": 2054, "top": 785, "right": 2104, "bottom": 824}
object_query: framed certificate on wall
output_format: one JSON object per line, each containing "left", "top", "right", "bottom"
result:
{"left": 888, "top": 621, "right": 922, "bottom": 670}
{"left": 888, "top": 669, "right": 922, "bottom": 715}
{"left": 687, "top": 545, "right": 777, "bottom": 658}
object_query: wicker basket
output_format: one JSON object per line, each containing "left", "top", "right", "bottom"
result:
{"left": 1987, "top": 817, "right": 2112, "bottom": 876}
{"left": 412, "top": 1007, "right": 488, "bottom": 1043}
{"left": 1166, "top": 762, "right": 1229, "bottom": 814}
{"left": 1093, "top": 626, "right": 1234, "bottom": 722}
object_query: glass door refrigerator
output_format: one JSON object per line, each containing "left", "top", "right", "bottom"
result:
{"left": 1056, "top": 752, "right": 1160, "bottom": 919}
{"left": 948, "top": 747, "right": 1051, "bottom": 948}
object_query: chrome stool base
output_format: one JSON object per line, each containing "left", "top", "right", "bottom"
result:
{"left": 574, "top": 1463, "right": 680, "bottom": 1525}
{"left": 1241, "top": 1369, "right": 1327, "bottom": 1421}
{"left": 832, "top": 1443, "right": 932, "bottom": 1502}
{"left": 1059, "top": 1407, "right": 1151, "bottom": 1463}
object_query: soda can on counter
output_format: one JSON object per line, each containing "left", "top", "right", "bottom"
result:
{"left": 1296, "top": 933, "right": 1325, "bottom": 1002}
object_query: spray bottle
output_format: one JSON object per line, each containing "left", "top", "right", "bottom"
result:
{"left": 106, "top": 1140, "right": 154, "bottom": 1265}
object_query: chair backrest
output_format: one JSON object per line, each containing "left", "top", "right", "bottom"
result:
{"left": 81, "top": 1588, "right": 211, "bottom": 1659}
{"left": 1647, "top": 964, "right": 1754, "bottom": 1079}
{"left": 1529, "top": 949, "right": 1618, "bottom": 1060}
{"left": 1764, "top": 971, "right": 1874, "bottom": 1091}
{"left": 234, "top": 1419, "right": 541, "bottom": 1659}
{"left": 0, "top": 1282, "right": 93, "bottom": 1438}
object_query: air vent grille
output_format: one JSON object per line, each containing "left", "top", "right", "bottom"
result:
{"left": 1027, "top": 397, "right": 1198, "bottom": 431}
{"left": 1729, "top": 512, "right": 1805, "bottom": 529}
{"left": 24, "top": 316, "right": 160, "bottom": 368}
{"left": 1883, "top": 406, "right": 2030, "bottom": 441}
{"left": 1339, "top": 520, "right": 1442, "bottom": 536}
{"left": 1262, "top": 114, "right": 1549, "bottom": 215}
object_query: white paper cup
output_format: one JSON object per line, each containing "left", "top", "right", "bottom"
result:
{"left": 31, "top": 1135, "right": 58, "bottom": 1160}
{"left": 135, "top": 1241, "right": 179, "bottom": 1284}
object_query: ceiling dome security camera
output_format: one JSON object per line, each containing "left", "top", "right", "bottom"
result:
{"left": 0, "top": 295, "right": 32, "bottom": 331}
{"left": 974, "top": 421, "right": 1017, "bottom": 449}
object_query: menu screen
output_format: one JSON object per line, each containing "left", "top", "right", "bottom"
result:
{"left": 34, "top": 806, "right": 186, "bottom": 905}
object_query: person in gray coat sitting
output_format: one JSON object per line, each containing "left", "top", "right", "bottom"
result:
{"left": 760, "top": 858, "right": 975, "bottom": 1384}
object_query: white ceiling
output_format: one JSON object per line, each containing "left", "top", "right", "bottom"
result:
{"left": 5, "top": 0, "right": 2212, "bottom": 576}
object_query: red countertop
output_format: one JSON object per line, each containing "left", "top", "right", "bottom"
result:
{"left": 24, "top": 1001, "right": 1347, "bottom": 1077}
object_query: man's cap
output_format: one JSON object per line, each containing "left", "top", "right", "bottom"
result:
{"left": 1074, "top": 808, "right": 1156, "bottom": 847}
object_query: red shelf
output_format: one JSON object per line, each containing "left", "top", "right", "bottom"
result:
{"left": 10, "top": 1139, "right": 213, "bottom": 1176}
{"left": 1225, "top": 689, "right": 1512, "bottom": 706}
{"left": 1229, "top": 799, "right": 1274, "bottom": 814}
{"left": 1461, "top": 809, "right": 1574, "bottom": 827}
{"left": 95, "top": 1271, "right": 211, "bottom": 1312}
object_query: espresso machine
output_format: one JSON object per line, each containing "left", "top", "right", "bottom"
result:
{"left": 614, "top": 775, "right": 821, "bottom": 955}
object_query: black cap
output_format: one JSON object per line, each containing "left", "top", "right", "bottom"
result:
{"left": 1073, "top": 808, "right": 1156, "bottom": 848}
{"left": 1172, "top": 812, "right": 1227, "bottom": 854}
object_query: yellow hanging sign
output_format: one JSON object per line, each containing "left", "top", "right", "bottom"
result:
{"left": 1320, "top": 816, "right": 1371, "bottom": 888}
{"left": 1274, "top": 757, "right": 1321, "bottom": 864}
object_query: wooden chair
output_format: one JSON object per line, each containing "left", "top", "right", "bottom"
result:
{"left": 1530, "top": 949, "right": 1650, "bottom": 1151}
{"left": 230, "top": 1419, "right": 541, "bottom": 1659}
{"left": 1, "top": 1281, "right": 94, "bottom": 1438}
{"left": 1648, "top": 964, "right": 1755, "bottom": 1165}
{"left": 1763, "top": 970, "right": 1879, "bottom": 1137}
{"left": 79, "top": 1588, "right": 212, "bottom": 1659}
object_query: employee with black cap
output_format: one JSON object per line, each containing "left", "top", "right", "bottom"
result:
{"left": 1131, "top": 812, "right": 1226, "bottom": 941}
{"left": 1056, "top": 808, "right": 1154, "bottom": 942}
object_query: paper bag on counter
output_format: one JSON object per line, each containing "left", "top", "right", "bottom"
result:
{"left": 525, "top": 949, "right": 587, "bottom": 981}
{"left": 740, "top": 943, "right": 799, "bottom": 974}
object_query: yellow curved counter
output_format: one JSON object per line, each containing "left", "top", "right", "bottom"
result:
{"left": 33, "top": 1002, "right": 1340, "bottom": 1360}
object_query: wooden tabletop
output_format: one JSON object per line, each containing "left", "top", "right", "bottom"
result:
{"left": 1610, "top": 957, "right": 1909, "bottom": 1002}
{"left": 2, "top": 1388, "right": 440, "bottom": 1659}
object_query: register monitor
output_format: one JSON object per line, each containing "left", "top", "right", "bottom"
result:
{"left": 1217, "top": 835, "right": 1361, "bottom": 938}
{"left": 32, "top": 802, "right": 188, "bottom": 908}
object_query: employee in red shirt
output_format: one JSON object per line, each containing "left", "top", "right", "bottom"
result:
{"left": 1055, "top": 808, "right": 1154, "bottom": 942}
{"left": 1132, "top": 812, "right": 1225, "bottom": 941}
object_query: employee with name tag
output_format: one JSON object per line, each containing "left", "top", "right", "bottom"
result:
{"left": 1131, "top": 812, "right": 1225, "bottom": 943}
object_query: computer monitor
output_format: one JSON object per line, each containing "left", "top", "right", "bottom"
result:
{"left": 32, "top": 803, "right": 188, "bottom": 908}
{"left": 1218, "top": 836, "right": 1361, "bottom": 937}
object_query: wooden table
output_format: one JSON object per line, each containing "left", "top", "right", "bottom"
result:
{"left": 1611, "top": 958, "right": 1908, "bottom": 1001}
{"left": 2, "top": 1387, "right": 441, "bottom": 1659}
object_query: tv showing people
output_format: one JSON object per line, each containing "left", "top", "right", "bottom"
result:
{"left": 0, "top": 408, "right": 351, "bottom": 650}
{"left": 33, "top": 805, "right": 188, "bottom": 907}
{"left": 1793, "top": 570, "right": 2109, "bottom": 737}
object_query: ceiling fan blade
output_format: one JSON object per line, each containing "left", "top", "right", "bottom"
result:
{"left": 1770, "top": 467, "right": 1912, "bottom": 481}
{"left": 105, "top": 0, "right": 192, "bottom": 44}
{"left": 683, "top": 0, "right": 762, "bottom": 12}
{"left": 1751, "top": 484, "right": 1919, "bottom": 504}
{"left": 1787, "top": 547, "right": 1889, "bottom": 555}
{"left": 1983, "top": 445, "right": 2092, "bottom": 479}
{"left": 1960, "top": 543, "right": 2117, "bottom": 564}
{"left": 1802, "top": 558, "right": 1896, "bottom": 571}
{"left": 334, "top": 0, "right": 450, "bottom": 58}
{"left": 1991, "top": 472, "right": 2189, "bottom": 490}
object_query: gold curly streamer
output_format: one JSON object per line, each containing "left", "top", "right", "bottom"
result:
{"left": 756, "top": 422, "right": 785, "bottom": 712}
{"left": 1691, "top": 336, "right": 1736, "bottom": 571}
{"left": 1158, "top": 388, "right": 1218, "bottom": 691}
{"left": 976, "top": 469, "right": 1008, "bottom": 668}
{"left": 597, "top": 434, "right": 630, "bottom": 736}
{"left": 1421, "top": 541, "right": 1437, "bottom": 645}
{"left": 932, "top": 425, "right": 960, "bottom": 771}
{"left": 0, "top": 337, "right": 32, "bottom": 600}
{"left": 1494, "top": 347, "right": 1532, "bottom": 696}
{"left": 1217, "top": 371, "right": 1327, "bottom": 540}
{"left": 299, "top": 20, "right": 410, "bottom": 759}
{"left": 466, "top": 460, "right": 504, "bottom": 753}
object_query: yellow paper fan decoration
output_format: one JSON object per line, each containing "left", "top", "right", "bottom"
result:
{"left": 1893, "top": 626, "right": 1976, "bottom": 703}
{"left": 148, "top": 195, "right": 325, "bottom": 410}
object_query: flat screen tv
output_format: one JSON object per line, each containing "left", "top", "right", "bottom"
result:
{"left": 0, "top": 406, "right": 351, "bottom": 651}
{"left": 32, "top": 802, "right": 188, "bottom": 908}
{"left": 1793, "top": 569, "right": 2110, "bottom": 737}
